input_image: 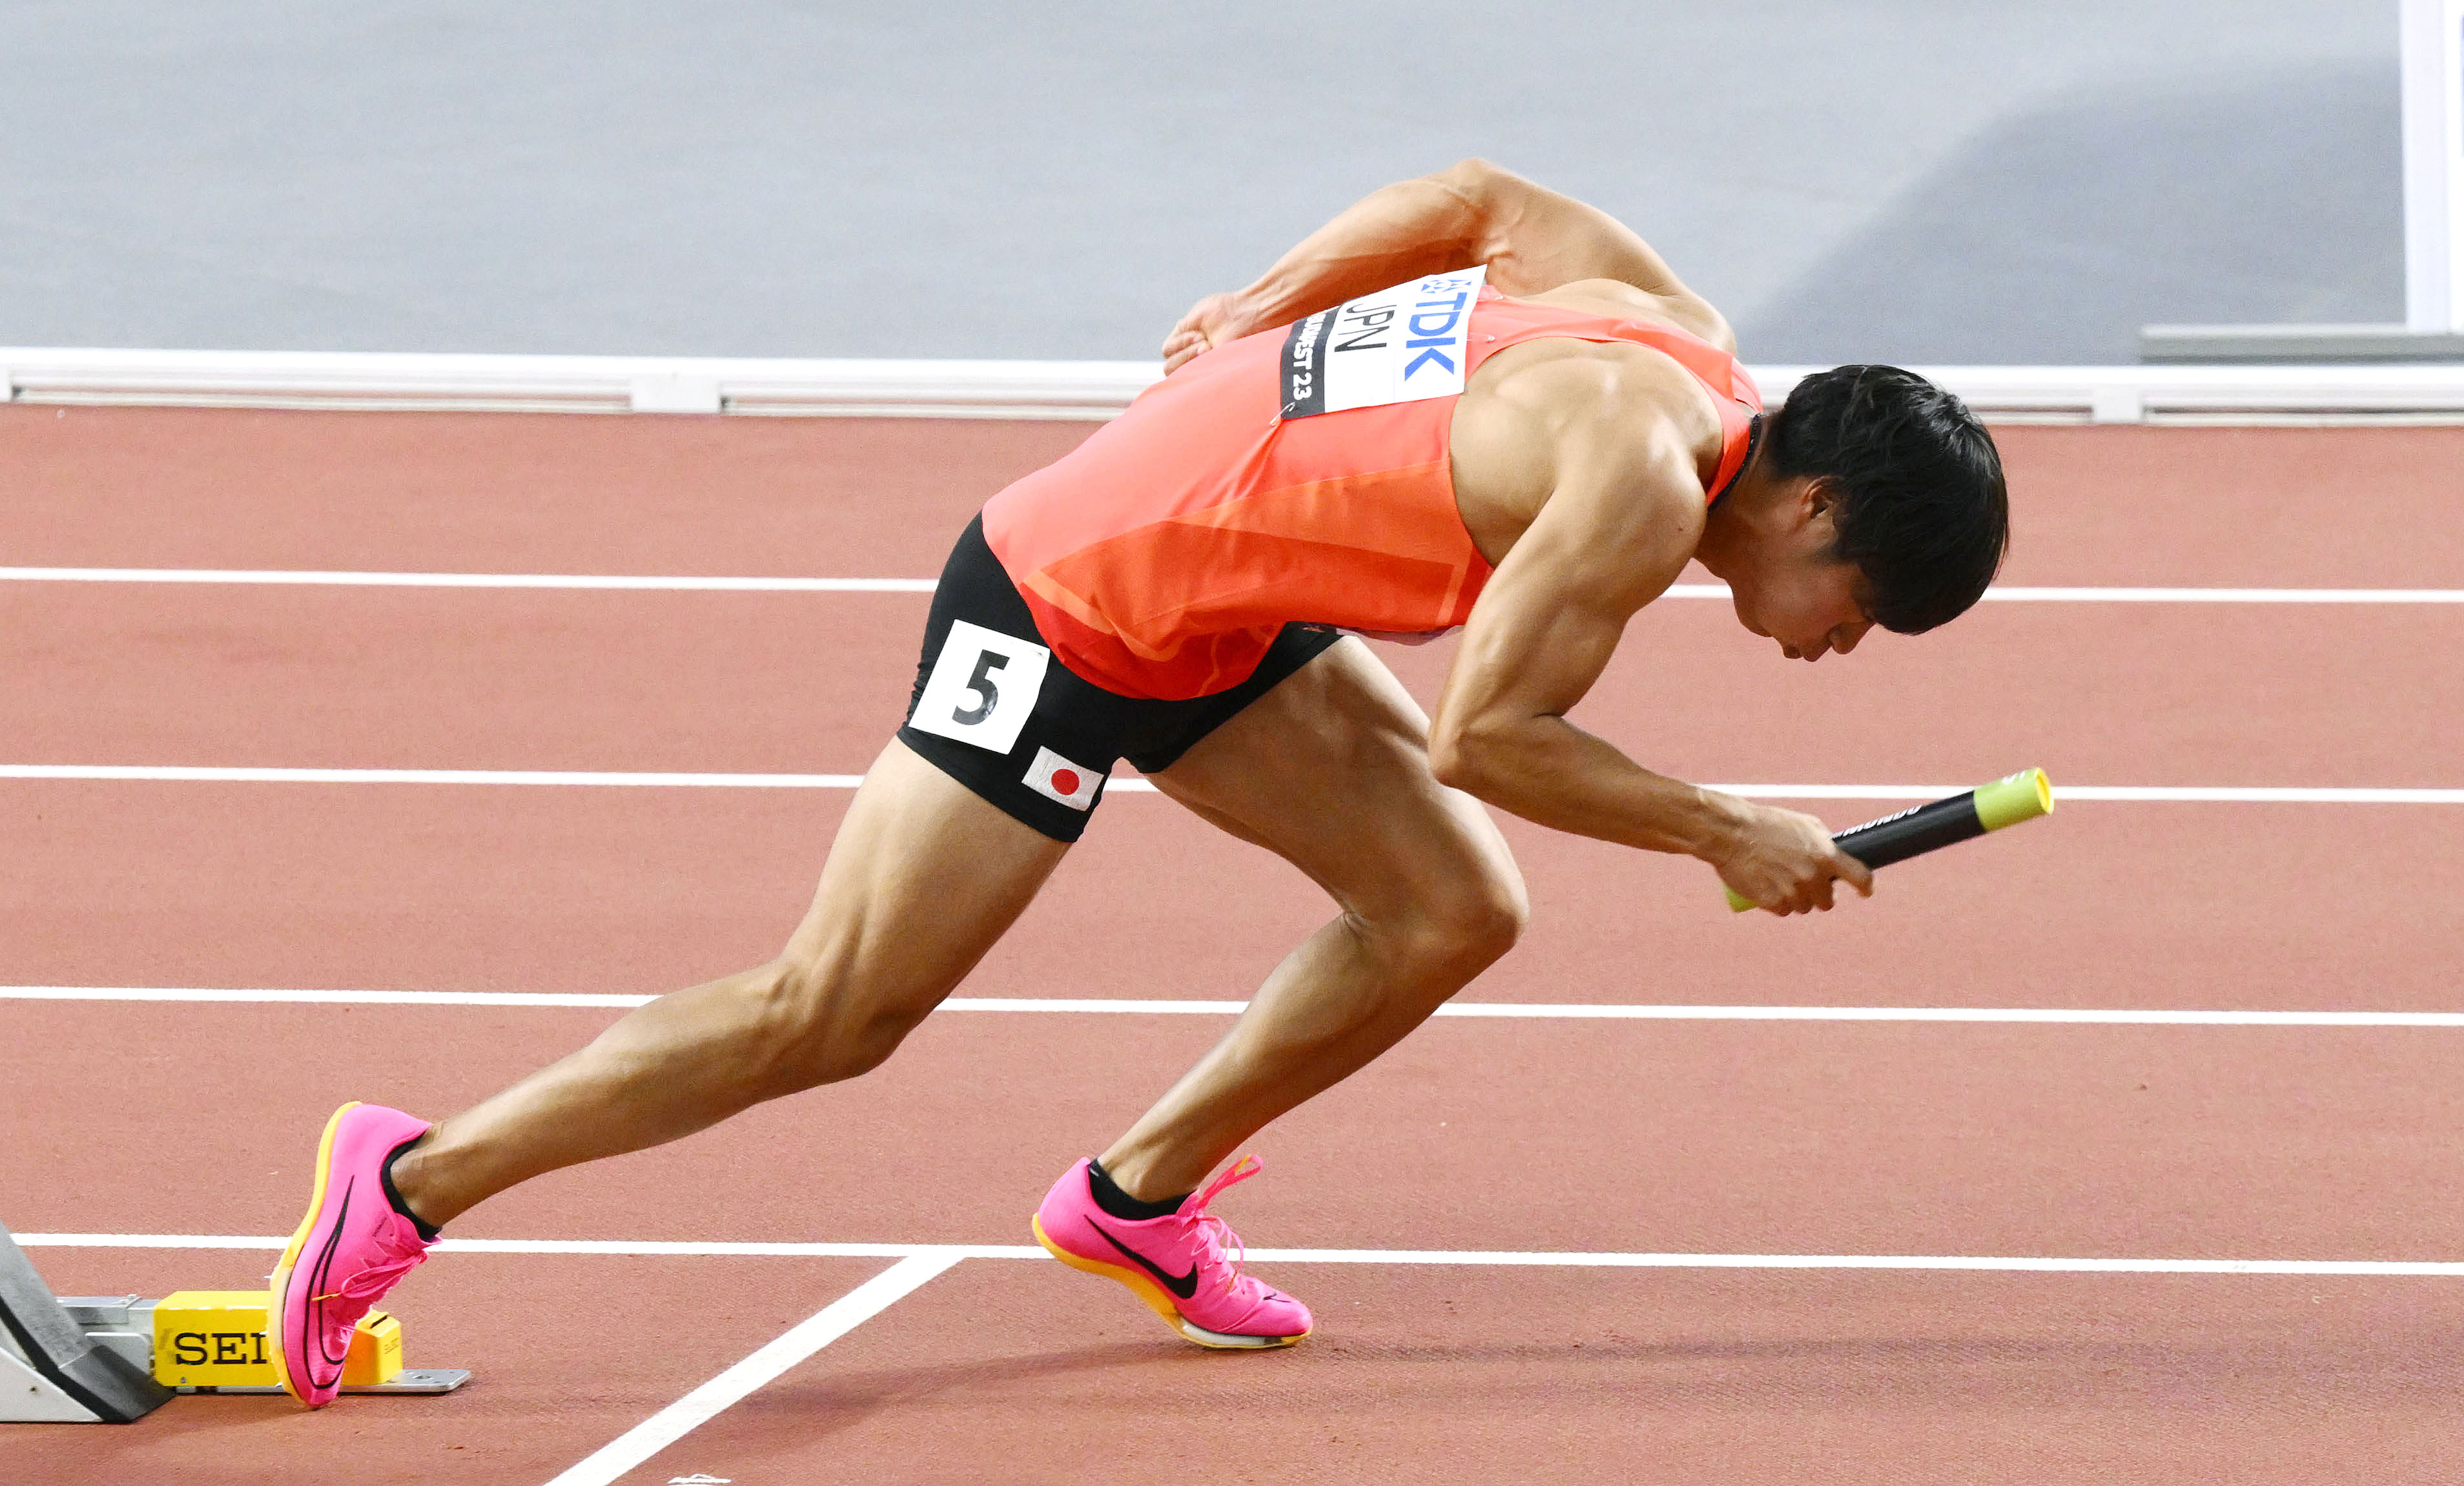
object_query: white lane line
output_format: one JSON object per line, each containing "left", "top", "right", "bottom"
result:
{"left": 0, "top": 985, "right": 663, "bottom": 1007}
{"left": 0, "top": 567, "right": 934, "bottom": 592}
{"left": 1243, "top": 1252, "right": 2464, "bottom": 1275}
{"left": 1979, "top": 587, "right": 2464, "bottom": 603}
{"left": 541, "top": 1251, "right": 961, "bottom": 1486}
{"left": 14, "top": 1233, "right": 1045, "bottom": 1258}
{"left": 1714, "top": 785, "right": 2464, "bottom": 804}
{"left": 4, "top": 568, "right": 2459, "bottom": 603}
{"left": 0, "top": 766, "right": 2455, "bottom": 803}
{"left": 9, "top": 985, "right": 2464, "bottom": 1026}
{"left": 17, "top": 1233, "right": 2464, "bottom": 1276}
{"left": 1426, "top": 1005, "right": 2464, "bottom": 1026}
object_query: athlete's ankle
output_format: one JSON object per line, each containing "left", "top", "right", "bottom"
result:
{"left": 379, "top": 1135, "right": 447, "bottom": 1239}
{"left": 1086, "top": 1157, "right": 1189, "bottom": 1220}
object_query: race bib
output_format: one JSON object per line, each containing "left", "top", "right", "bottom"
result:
{"left": 1278, "top": 265, "right": 1486, "bottom": 419}
{"left": 909, "top": 619, "right": 1049, "bottom": 754}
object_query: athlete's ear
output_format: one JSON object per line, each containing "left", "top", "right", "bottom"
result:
{"left": 1801, "top": 475, "right": 1840, "bottom": 521}
{"left": 1789, "top": 475, "right": 1840, "bottom": 537}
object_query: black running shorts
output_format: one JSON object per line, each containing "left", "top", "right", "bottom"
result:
{"left": 896, "top": 515, "right": 1344, "bottom": 843}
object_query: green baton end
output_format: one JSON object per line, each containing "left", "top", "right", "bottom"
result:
{"left": 1726, "top": 885, "right": 1756, "bottom": 913}
{"left": 1973, "top": 767, "right": 2055, "bottom": 832}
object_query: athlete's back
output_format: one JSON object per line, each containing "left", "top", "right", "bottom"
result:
{"left": 983, "top": 276, "right": 1760, "bottom": 700}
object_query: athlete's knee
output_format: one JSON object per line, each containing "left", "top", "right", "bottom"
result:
{"left": 1432, "top": 872, "right": 1529, "bottom": 970}
{"left": 746, "top": 956, "right": 929, "bottom": 1089}
{"left": 1383, "top": 857, "right": 1528, "bottom": 979}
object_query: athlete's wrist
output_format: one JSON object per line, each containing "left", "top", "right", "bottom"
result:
{"left": 1674, "top": 785, "right": 1756, "bottom": 865}
{"left": 1223, "top": 280, "right": 1298, "bottom": 338}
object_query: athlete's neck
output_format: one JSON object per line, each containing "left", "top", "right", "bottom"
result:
{"left": 1694, "top": 440, "right": 1784, "bottom": 581}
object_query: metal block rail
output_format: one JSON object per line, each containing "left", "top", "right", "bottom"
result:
{"left": 0, "top": 1220, "right": 172, "bottom": 1423}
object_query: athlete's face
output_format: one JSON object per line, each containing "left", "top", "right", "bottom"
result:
{"left": 1732, "top": 553, "right": 1875, "bottom": 663}
{"left": 1698, "top": 472, "right": 1878, "bottom": 663}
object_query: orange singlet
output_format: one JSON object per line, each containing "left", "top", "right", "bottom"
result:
{"left": 981, "top": 284, "right": 1762, "bottom": 700}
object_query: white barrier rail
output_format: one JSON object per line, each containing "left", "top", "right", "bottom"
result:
{"left": 8, "top": 347, "right": 2464, "bottom": 423}
{"left": 0, "top": 348, "right": 1158, "bottom": 420}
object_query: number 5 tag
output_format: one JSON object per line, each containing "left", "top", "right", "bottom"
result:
{"left": 910, "top": 619, "right": 1050, "bottom": 754}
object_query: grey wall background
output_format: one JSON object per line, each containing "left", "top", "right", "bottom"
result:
{"left": 0, "top": 1, "right": 2401, "bottom": 364}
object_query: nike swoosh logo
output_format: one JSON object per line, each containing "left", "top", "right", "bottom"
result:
{"left": 306, "top": 1180, "right": 355, "bottom": 1371}
{"left": 1085, "top": 1219, "right": 1199, "bottom": 1300}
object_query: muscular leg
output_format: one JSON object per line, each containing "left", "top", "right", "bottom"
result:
{"left": 390, "top": 738, "right": 1067, "bottom": 1225}
{"left": 1098, "top": 638, "right": 1528, "bottom": 1201}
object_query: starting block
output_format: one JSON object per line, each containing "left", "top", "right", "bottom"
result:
{"left": 1, "top": 1219, "right": 466, "bottom": 1422}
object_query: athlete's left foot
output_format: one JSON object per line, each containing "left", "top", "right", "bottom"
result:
{"left": 1032, "top": 1155, "right": 1311, "bottom": 1348}
{"left": 267, "top": 1102, "right": 438, "bottom": 1407}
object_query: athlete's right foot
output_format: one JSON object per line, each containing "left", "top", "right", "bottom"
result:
{"left": 1032, "top": 1155, "right": 1311, "bottom": 1349}
{"left": 268, "top": 1102, "right": 438, "bottom": 1407}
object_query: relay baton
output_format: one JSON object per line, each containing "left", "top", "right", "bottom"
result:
{"left": 1725, "top": 768, "right": 2054, "bottom": 913}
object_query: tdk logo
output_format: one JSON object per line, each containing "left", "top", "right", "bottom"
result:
{"left": 1278, "top": 265, "right": 1487, "bottom": 419}
{"left": 1401, "top": 275, "right": 1479, "bottom": 380}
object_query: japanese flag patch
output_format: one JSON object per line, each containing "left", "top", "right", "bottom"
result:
{"left": 1022, "top": 746, "right": 1102, "bottom": 811}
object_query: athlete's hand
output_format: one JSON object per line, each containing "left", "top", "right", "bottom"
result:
{"left": 1709, "top": 803, "right": 1874, "bottom": 915}
{"left": 1161, "top": 293, "right": 1252, "bottom": 374}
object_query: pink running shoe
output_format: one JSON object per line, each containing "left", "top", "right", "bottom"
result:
{"left": 267, "top": 1102, "right": 436, "bottom": 1407}
{"left": 1032, "top": 1155, "right": 1311, "bottom": 1349}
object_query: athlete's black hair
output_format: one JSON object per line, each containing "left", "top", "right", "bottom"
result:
{"left": 1761, "top": 365, "right": 2008, "bottom": 634}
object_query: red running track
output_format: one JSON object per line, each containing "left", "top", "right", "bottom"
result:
{"left": 5, "top": 406, "right": 2464, "bottom": 1483}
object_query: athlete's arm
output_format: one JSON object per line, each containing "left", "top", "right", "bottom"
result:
{"left": 1428, "top": 368, "right": 1869, "bottom": 915}
{"left": 1163, "top": 159, "right": 1730, "bottom": 373}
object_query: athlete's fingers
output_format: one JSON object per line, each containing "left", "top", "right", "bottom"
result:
{"left": 1834, "top": 848, "right": 1875, "bottom": 896}
{"left": 1162, "top": 305, "right": 1227, "bottom": 374}
{"left": 1160, "top": 304, "right": 1207, "bottom": 358}
{"left": 1165, "top": 296, "right": 1222, "bottom": 344}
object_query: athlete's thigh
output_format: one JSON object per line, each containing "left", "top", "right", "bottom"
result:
{"left": 778, "top": 736, "right": 1071, "bottom": 1015}
{"left": 1149, "top": 637, "right": 1522, "bottom": 920}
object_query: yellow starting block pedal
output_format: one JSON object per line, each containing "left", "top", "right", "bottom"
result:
{"left": 71, "top": 1291, "right": 467, "bottom": 1396}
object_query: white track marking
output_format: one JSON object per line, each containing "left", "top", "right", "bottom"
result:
{"left": 3, "top": 568, "right": 2460, "bottom": 603}
{"left": 1975, "top": 586, "right": 2464, "bottom": 603}
{"left": 14, "top": 1234, "right": 1044, "bottom": 1257}
{"left": 0, "top": 766, "right": 2455, "bottom": 802}
{"left": 1669, "top": 584, "right": 2464, "bottom": 604}
{"left": 540, "top": 1251, "right": 961, "bottom": 1486}
{"left": 1430, "top": 1004, "right": 2464, "bottom": 1026}
{"left": 0, "top": 567, "right": 934, "bottom": 592}
{"left": 0, "top": 985, "right": 662, "bottom": 1007}
{"left": 1710, "top": 785, "right": 2464, "bottom": 804}
{"left": 2028, "top": 786, "right": 2464, "bottom": 803}
{"left": 9, "top": 985, "right": 2464, "bottom": 1026}
{"left": 15, "top": 1233, "right": 2464, "bottom": 1276}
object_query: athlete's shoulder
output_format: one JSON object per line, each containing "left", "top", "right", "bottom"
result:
{"left": 1481, "top": 335, "right": 1725, "bottom": 460}
{"left": 1452, "top": 338, "right": 1717, "bottom": 561}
